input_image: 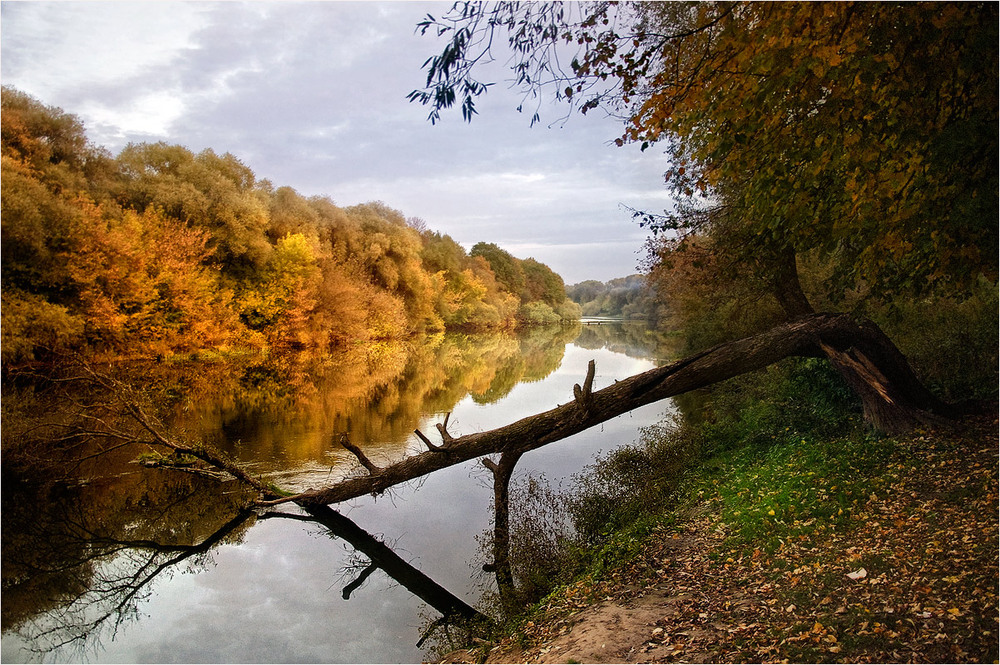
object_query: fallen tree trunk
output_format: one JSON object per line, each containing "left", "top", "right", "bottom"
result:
{"left": 261, "top": 312, "right": 949, "bottom": 509}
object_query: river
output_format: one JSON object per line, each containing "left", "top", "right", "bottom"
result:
{"left": 1, "top": 321, "right": 677, "bottom": 663}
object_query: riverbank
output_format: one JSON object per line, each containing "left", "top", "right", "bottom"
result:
{"left": 444, "top": 411, "right": 998, "bottom": 664}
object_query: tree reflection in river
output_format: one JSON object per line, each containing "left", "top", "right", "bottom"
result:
{"left": 4, "top": 481, "right": 482, "bottom": 662}
{"left": 1, "top": 324, "right": 580, "bottom": 655}
{"left": 164, "top": 323, "right": 582, "bottom": 483}
{"left": 2, "top": 467, "right": 256, "bottom": 658}
{"left": 573, "top": 319, "right": 683, "bottom": 364}
{"left": 1, "top": 320, "right": 671, "bottom": 663}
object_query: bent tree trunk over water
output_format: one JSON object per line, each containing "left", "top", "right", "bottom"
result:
{"left": 261, "top": 312, "right": 951, "bottom": 510}
{"left": 55, "top": 312, "right": 956, "bottom": 623}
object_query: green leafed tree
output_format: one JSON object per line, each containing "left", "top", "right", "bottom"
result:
{"left": 470, "top": 242, "right": 526, "bottom": 297}
{"left": 519, "top": 258, "right": 565, "bottom": 308}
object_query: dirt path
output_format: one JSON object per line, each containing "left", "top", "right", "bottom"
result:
{"left": 444, "top": 415, "right": 998, "bottom": 664}
{"left": 475, "top": 515, "right": 750, "bottom": 664}
{"left": 522, "top": 517, "right": 730, "bottom": 664}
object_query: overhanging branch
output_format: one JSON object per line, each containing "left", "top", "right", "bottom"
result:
{"left": 259, "top": 312, "right": 941, "bottom": 509}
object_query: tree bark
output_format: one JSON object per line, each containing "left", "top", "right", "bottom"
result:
{"left": 482, "top": 450, "right": 526, "bottom": 616}
{"left": 258, "top": 312, "right": 947, "bottom": 509}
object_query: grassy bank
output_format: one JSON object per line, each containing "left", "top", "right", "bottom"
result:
{"left": 439, "top": 359, "right": 998, "bottom": 663}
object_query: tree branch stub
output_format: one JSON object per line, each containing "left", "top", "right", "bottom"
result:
{"left": 573, "top": 359, "right": 597, "bottom": 412}
{"left": 436, "top": 412, "right": 455, "bottom": 444}
{"left": 414, "top": 429, "right": 444, "bottom": 452}
{"left": 340, "top": 434, "right": 381, "bottom": 475}
{"left": 342, "top": 562, "right": 378, "bottom": 600}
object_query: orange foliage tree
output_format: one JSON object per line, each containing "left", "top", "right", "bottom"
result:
{"left": 62, "top": 200, "right": 234, "bottom": 354}
{"left": 1, "top": 87, "right": 577, "bottom": 365}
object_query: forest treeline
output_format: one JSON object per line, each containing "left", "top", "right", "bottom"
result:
{"left": 566, "top": 275, "right": 657, "bottom": 320}
{"left": 1, "top": 87, "right": 580, "bottom": 366}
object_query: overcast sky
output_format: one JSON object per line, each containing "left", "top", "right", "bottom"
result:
{"left": 1, "top": 1, "right": 675, "bottom": 283}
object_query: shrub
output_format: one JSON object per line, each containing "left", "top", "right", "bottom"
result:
{"left": 870, "top": 279, "right": 999, "bottom": 402}
{"left": 518, "top": 301, "right": 561, "bottom": 324}
{"left": 566, "top": 416, "right": 700, "bottom": 546}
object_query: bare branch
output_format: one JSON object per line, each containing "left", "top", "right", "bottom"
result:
{"left": 414, "top": 429, "right": 444, "bottom": 452}
{"left": 340, "top": 434, "right": 381, "bottom": 475}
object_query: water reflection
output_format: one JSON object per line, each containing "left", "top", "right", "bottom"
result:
{"left": 573, "top": 320, "right": 683, "bottom": 364}
{"left": 3, "top": 478, "right": 483, "bottom": 662}
{"left": 1, "top": 466, "right": 255, "bottom": 658}
{"left": 1, "top": 320, "right": 672, "bottom": 662}
{"left": 262, "top": 507, "right": 491, "bottom": 640}
{"left": 163, "top": 324, "right": 581, "bottom": 487}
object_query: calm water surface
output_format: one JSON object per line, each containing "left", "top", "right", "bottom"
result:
{"left": 1, "top": 322, "right": 677, "bottom": 663}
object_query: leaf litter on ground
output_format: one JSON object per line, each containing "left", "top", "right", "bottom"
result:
{"left": 456, "top": 413, "right": 998, "bottom": 664}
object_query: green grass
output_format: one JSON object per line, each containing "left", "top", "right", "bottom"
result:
{"left": 497, "top": 357, "right": 867, "bottom": 609}
{"left": 690, "top": 428, "right": 901, "bottom": 554}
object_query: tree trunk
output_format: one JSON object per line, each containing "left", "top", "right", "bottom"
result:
{"left": 769, "top": 244, "right": 815, "bottom": 319}
{"left": 258, "top": 312, "right": 947, "bottom": 509}
{"left": 816, "top": 317, "right": 950, "bottom": 433}
{"left": 482, "top": 450, "right": 525, "bottom": 616}
{"left": 764, "top": 249, "right": 946, "bottom": 433}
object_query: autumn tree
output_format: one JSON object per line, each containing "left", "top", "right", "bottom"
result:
{"left": 0, "top": 87, "right": 585, "bottom": 364}
{"left": 410, "top": 1, "right": 997, "bottom": 432}
{"left": 643, "top": 234, "right": 786, "bottom": 352}
{"left": 469, "top": 242, "right": 578, "bottom": 322}
{"left": 1, "top": 89, "right": 230, "bottom": 360}
{"left": 343, "top": 202, "right": 445, "bottom": 333}
{"left": 420, "top": 232, "right": 519, "bottom": 328}
{"left": 114, "top": 143, "right": 272, "bottom": 280}
{"left": 268, "top": 185, "right": 322, "bottom": 243}
{"left": 470, "top": 242, "right": 526, "bottom": 297}
{"left": 519, "top": 258, "right": 565, "bottom": 308}
{"left": 1, "top": 87, "right": 107, "bottom": 302}
{"left": 236, "top": 232, "right": 321, "bottom": 346}
{"left": 412, "top": 2, "right": 997, "bottom": 311}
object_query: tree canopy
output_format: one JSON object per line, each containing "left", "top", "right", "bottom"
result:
{"left": 412, "top": 2, "right": 998, "bottom": 309}
{"left": 1, "top": 87, "right": 579, "bottom": 366}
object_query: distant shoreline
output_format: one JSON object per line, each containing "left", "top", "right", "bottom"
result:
{"left": 579, "top": 316, "right": 647, "bottom": 324}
